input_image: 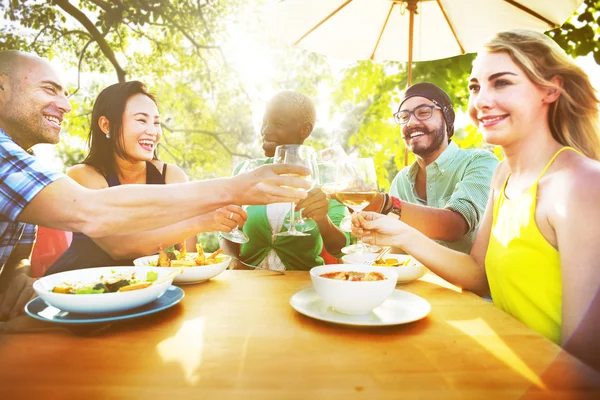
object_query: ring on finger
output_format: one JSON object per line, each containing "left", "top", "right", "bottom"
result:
{"left": 229, "top": 212, "right": 234, "bottom": 220}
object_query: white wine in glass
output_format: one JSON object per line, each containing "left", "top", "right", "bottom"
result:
{"left": 273, "top": 144, "right": 317, "bottom": 237}
{"left": 339, "top": 158, "right": 380, "bottom": 254}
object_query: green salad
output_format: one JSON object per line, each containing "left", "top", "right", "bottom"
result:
{"left": 52, "top": 271, "right": 159, "bottom": 294}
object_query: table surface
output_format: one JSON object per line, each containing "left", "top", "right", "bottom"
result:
{"left": 1, "top": 270, "right": 599, "bottom": 399}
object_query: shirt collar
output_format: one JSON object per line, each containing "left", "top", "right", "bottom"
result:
{"left": 431, "top": 140, "right": 459, "bottom": 170}
{"left": 406, "top": 140, "right": 459, "bottom": 179}
{"left": 0, "top": 127, "right": 31, "bottom": 152}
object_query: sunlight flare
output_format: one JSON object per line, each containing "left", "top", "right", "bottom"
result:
{"left": 156, "top": 317, "right": 206, "bottom": 385}
{"left": 448, "top": 318, "right": 546, "bottom": 389}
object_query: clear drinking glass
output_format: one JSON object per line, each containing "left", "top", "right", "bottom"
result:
{"left": 338, "top": 158, "right": 381, "bottom": 254}
{"left": 283, "top": 146, "right": 347, "bottom": 233}
{"left": 220, "top": 159, "right": 263, "bottom": 243}
{"left": 273, "top": 145, "right": 317, "bottom": 237}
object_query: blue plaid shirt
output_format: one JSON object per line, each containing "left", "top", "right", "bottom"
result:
{"left": 0, "top": 128, "right": 63, "bottom": 276}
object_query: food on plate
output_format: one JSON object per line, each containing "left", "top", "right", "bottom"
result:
{"left": 320, "top": 271, "right": 386, "bottom": 281}
{"left": 152, "top": 242, "right": 225, "bottom": 267}
{"left": 374, "top": 257, "right": 415, "bottom": 267}
{"left": 51, "top": 270, "right": 159, "bottom": 294}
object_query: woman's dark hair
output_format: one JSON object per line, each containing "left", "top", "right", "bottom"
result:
{"left": 82, "top": 81, "right": 160, "bottom": 175}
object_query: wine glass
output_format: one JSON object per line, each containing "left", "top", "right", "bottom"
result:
{"left": 284, "top": 146, "right": 347, "bottom": 233}
{"left": 273, "top": 144, "right": 317, "bottom": 237}
{"left": 220, "top": 159, "right": 263, "bottom": 243}
{"left": 317, "top": 146, "right": 352, "bottom": 230}
{"left": 338, "top": 158, "right": 381, "bottom": 254}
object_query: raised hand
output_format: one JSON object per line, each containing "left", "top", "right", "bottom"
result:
{"left": 198, "top": 205, "right": 247, "bottom": 233}
{"left": 0, "top": 273, "right": 37, "bottom": 321}
{"left": 232, "top": 164, "right": 310, "bottom": 205}
{"left": 351, "top": 211, "right": 410, "bottom": 247}
{"left": 295, "top": 186, "right": 329, "bottom": 222}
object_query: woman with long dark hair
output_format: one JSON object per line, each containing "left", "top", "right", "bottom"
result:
{"left": 46, "top": 81, "right": 245, "bottom": 274}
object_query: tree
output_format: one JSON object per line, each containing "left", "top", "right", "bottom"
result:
{"left": 0, "top": 0, "right": 333, "bottom": 178}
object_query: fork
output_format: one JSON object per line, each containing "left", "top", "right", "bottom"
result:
{"left": 364, "top": 247, "right": 391, "bottom": 266}
{"left": 228, "top": 255, "right": 286, "bottom": 275}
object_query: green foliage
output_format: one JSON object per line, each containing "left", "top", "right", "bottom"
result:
{"left": 548, "top": 0, "right": 600, "bottom": 63}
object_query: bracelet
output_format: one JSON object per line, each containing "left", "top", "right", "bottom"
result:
{"left": 389, "top": 196, "right": 402, "bottom": 219}
{"left": 381, "top": 193, "right": 394, "bottom": 215}
{"left": 379, "top": 193, "right": 389, "bottom": 214}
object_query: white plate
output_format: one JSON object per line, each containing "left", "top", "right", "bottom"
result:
{"left": 33, "top": 266, "right": 174, "bottom": 314}
{"left": 341, "top": 253, "right": 428, "bottom": 283}
{"left": 290, "top": 288, "right": 431, "bottom": 326}
{"left": 133, "top": 252, "right": 231, "bottom": 284}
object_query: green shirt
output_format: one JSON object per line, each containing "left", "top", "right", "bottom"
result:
{"left": 233, "top": 158, "right": 350, "bottom": 271}
{"left": 390, "top": 141, "right": 498, "bottom": 254}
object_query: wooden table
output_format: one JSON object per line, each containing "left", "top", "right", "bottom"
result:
{"left": 1, "top": 271, "right": 599, "bottom": 399}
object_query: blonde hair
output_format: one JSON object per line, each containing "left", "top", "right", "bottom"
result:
{"left": 483, "top": 30, "right": 600, "bottom": 160}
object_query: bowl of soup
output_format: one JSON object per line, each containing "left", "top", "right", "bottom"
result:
{"left": 310, "top": 264, "right": 398, "bottom": 315}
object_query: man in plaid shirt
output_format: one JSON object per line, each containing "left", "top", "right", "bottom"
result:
{"left": 0, "top": 51, "right": 311, "bottom": 320}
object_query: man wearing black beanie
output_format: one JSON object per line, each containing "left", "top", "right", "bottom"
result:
{"left": 369, "top": 82, "right": 498, "bottom": 254}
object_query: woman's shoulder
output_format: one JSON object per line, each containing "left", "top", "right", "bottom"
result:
{"left": 548, "top": 151, "right": 600, "bottom": 200}
{"left": 67, "top": 164, "right": 108, "bottom": 189}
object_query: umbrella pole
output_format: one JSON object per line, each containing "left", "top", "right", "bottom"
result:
{"left": 404, "top": 0, "right": 418, "bottom": 166}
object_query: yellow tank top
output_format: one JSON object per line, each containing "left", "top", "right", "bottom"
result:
{"left": 485, "top": 147, "right": 580, "bottom": 344}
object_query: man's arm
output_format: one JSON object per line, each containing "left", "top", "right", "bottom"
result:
{"left": 378, "top": 151, "right": 498, "bottom": 242}
{"left": 16, "top": 164, "right": 310, "bottom": 238}
{"left": 74, "top": 164, "right": 244, "bottom": 259}
{"left": 393, "top": 202, "right": 469, "bottom": 242}
{"left": 0, "top": 241, "right": 33, "bottom": 292}
{"left": 0, "top": 235, "right": 36, "bottom": 320}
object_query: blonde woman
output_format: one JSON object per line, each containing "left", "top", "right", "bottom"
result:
{"left": 353, "top": 30, "right": 600, "bottom": 370}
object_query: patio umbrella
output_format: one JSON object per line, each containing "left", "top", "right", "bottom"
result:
{"left": 265, "top": 0, "right": 583, "bottom": 163}
{"left": 265, "top": 0, "right": 583, "bottom": 86}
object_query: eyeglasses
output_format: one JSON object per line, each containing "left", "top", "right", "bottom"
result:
{"left": 393, "top": 105, "right": 442, "bottom": 125}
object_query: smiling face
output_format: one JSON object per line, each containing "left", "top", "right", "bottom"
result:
{"left": 119, "top": 93, "right": 161, "bottom": 162}
{"left": 468, "top": 52, "right": 550, "bottom": 147}
{"left": 0, "top": 55, "right": 72, "bottom": 149}
{"left": 260, "top": 99, "right": 310, "bottom": 157}
{"left": 399, "top": 96, "right": 447, "bottom": 159}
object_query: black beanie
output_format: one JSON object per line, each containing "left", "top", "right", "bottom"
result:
{"left": 399, "top": 82, "right": 455, "bottom": 138}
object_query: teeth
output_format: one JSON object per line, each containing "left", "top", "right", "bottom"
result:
{"left": 139, "top": 140, "right": 154, "bottom": 146}
{"left": 44, "top": 115, "right": 60, "bottom": 125}
{"left": 409, "top": 131, "right": 424, "bottom": 139}
{"left": 480, "top": 115, "right": 505, "bottom": 123}
{"left": 263, "top": 140, "right": 277, "bottom": 146}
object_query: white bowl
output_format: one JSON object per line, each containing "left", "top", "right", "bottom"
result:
{"left": 133, "top": 252, "right": 231, "bottom": 284}
{"left": 341, "top": 253, "right": 427, "bottom": 283}
{"left": 34, "top": 266, "right": 174, "bottom": 314}
{"left": 310, "top": 264, "right": 398, "bottom": 315}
